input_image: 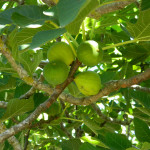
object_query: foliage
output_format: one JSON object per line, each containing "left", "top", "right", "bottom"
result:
{"left": 0, "top": 0, "right": 150, "bottom": 150}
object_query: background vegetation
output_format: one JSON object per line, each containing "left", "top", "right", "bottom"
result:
{"left": 0, "top": 0, "right": 150, "bottom": 149}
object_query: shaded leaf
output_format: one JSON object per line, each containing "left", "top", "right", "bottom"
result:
{"left": 19, "top": 50, "right": 43, "bottom": 75}
{"left": 1, "top": 97, "right": 34, "bottom": 121}
{"left": 81, "top": 114, "right": 101, "bottom": 136}
{"left": 62, "top": 139, "right": 82, "bottom": 150}
{"left": 134, "top": 118, "right": 150, "bottom": 142}
{"left": 127, "top": 9, "right": 150, "bottom": 41}
{"left": 79, "top": 142, "right": 106, "bottom": 150}
{"left": 131, "top": 90, "right": 150, "bottom": 108}
{"left": 105, "top": 133, "right": 132, "bottom": 150}
{"left": 81, "top": 136, "right": 108, "bottom": 148}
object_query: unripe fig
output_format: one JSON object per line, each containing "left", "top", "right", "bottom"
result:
{"left": 77, "top": 40, "right": 103, "bottom": 66}
{"left": 47, "top": 42, "right": 75, "bottom": 66}
{"left": 43, "top": 61, "right": 69, "bottom": 86}
{"left": 74, "top": 71, "right": 101, "bottom": 96}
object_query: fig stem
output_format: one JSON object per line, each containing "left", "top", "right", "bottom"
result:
{"left": 67, "top": 32, "right": 79, "bottom": 47}
{"left": 61, "top": 117, "right": 83, "bottom": 122}
{"left": 82, "top": 20, "right": 86, "bottom": 41}
{"left": 64, "top": 33, "right": 77, "bottom": 57}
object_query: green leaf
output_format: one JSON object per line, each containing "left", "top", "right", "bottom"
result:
{"left": 137, "top": 107, "right": 150, "bottom": 117}
{"left": 141, "top": 142, "right": 150, "bottom": 150}
{"left": 62, "top": 139, "right": 82, "bottom": 150}
{"left": 0, "top": 5, "right": 56, "bottom": 27}
{"left": 0, "top": 76, "right": 16, "bottom": 92}
{"left": 141, "top": 0, "right": 150, "bottom": 11}
{"left": 81, "top": 114, "right": 101, "bottom": 136}
{"left": 7, "top": 27, "right": 19, "bottom": 59}
{"left": 14, "top": 84, "right": 31, "bottom": 98}
{"left": 56, "top": 0, "right": 87, "bottom": 27}
{"left": 67, "top": 82, "right": 81, "bottom": 97}
{"left": 66, "top": 0, "right": 99, "bottom": 35}
{"left": 19, "top": 50, "right": 43, "bottom": 75}
{"left": 81, "top": 136, "right": 108, "bottom": 148}
{"left": 134, "top": 118, "right": 150, "bottom": 142}
{"left": 126, "top": 148, "right": 137, "bottom": 150}
{"left": 16, "top": 23, "right": 54, "bottom": 46}
{"left": 30, "top": 28, "right": 66, "bottom": 49}
{"left": 127, "top": 9, "right": 150, "bottom": 41}
{"left": 133, "top": 108, "right": 150, "bottom": 122}
{"left": 104, "top": 133, "right": 132, "bottom": 150}
{"left": 79, "top": 142, "right": 106, "bottom": 150}
{"left": 131, "top": 90, "right": 150, "bottom": 108}
{"left": 1, "top": 97, "right": 34, "bottom": 121}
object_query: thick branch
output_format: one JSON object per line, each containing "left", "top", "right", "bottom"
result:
{"left": 91, "top": 104, "right": 132, "bottom": 125}
{"left": 0, "top": 57, "right": 80, "bottom": 143}
{"left": 59, "top": 68, "right": 150, "bottom": 105}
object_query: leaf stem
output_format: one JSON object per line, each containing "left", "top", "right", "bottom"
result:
{"left": 102, "top": 39, "right": 137, "bottom": 50}
{"left": 61, "top": 117, "right": 83, "bottom": 122}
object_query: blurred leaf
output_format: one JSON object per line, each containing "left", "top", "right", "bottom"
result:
{"left": 14, "top": 84, "right": 31, "bottom": 98}
{"left": 82, "top": 114, "right": 101, "bottom": 136}
{"left": 62, "top": 139, "right": 82, "bottom": 150}
{"left": 79, "top": 142, "right": 107, "bottom": 150}
{"left": 127, "top": 9, "right": 150, "bottom": 41}
{"left": 126, "top": 148, "right": 137, "bottom": 150}
{"left": 19, "top": 50, "right": 43, "bottom": 75}
{"left": 0, "top": 76, "right": 16, "bottom": 92}
{"left": 134, "top": 118, "right": 150, "bottom": 142}
{"left": 67, "top": 82, "right": 81, "bottom": 97}
{"left": 100, "top": 71, "right": 116, "bottom": 84}
{"left": 81, "top": 136, "right": 108, "bottom": 148}
{"left": 141, "top": 0, "right": 150, "bottom": 11}
{"left": 141, "top": 142, "right": 150, "bottom": 150}
{"left": 137, "top": 107, "right": 150, "bottom": 117}
{"left": 1, "top": 97, "right": 34, "bottom": 121}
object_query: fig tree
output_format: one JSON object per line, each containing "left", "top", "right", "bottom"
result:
{"left": 47, "top": 42, "right": 75, "bottom": 66}
{"left": 77, "top": 40, "right": 103, "bottom": 66}
{"left": 43, "top": 61, "right": 69, "bottom": 86}
{"left": 74, "top": 71, "right": 101, "bottom": 96}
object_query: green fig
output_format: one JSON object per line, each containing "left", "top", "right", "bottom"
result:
{"left": 47, "top": 42, "right": 75, "bottom": 66}
{"left": 77, "top": 40, "right": 103, "bottom": 66}
{"left": 43, "top": 61, "right": 69, "bottom": 86}
{"left": 74, "top": 71, "right": 101, "bottom": 96}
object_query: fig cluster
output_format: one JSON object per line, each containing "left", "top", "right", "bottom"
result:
{"left": 43, "top": 40, "right": 103, "bottom": 96}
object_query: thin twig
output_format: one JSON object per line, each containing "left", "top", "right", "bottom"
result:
{"left": 91, "top": 103, "right": 133, "bottom": 125}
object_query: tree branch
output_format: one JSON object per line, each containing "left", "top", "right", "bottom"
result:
{"left": 0, "top": 123, "right": 22, "bottom": 150}
{"left": 89, "top": 0, "right": 137, "bottom": 19}
{"left": 91, "top": 104, "right": 132, "bottom": 125}
{"left": 130, "top": 85, "right": 150, "bottom": 93}
{"left": 0, "top": 50, "right": 81, "bottom": 143}
{"left": 60, "top": 68, "right": 150, "bottom": 105}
